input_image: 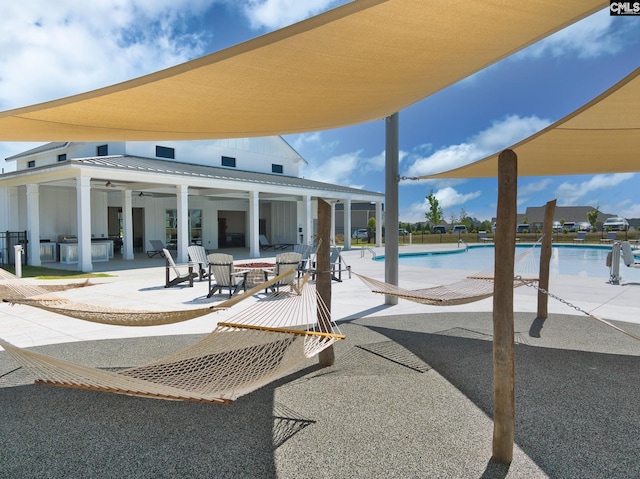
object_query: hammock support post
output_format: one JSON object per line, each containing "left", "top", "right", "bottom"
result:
{"left": 537, "top": 199, "right": 556, "bottom": 318}
{"left": 492, "top": 149, "right": 517, "bottom": 464}
{"left": 384, "top": 112, "right": 399, "bottom": 305}
{"left": 317, "top": 198, "right": 335, "bottom": 367}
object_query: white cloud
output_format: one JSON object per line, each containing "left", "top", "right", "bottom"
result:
{"left": 0, "top": 0, "right": 213, "bottom": 110}
{"left": 521, "top": 9, "right": 625, "bottom": 59}
{"left": 242, "top": 0, "right": 342, "bottom": 30}
{"left": 555, "top": 173, "right": 634, "bottom": 206}
{"left": 300, "top": 151, "right": 361, "bottom": 185}
{"left": 403, "top": 115, "right": 550, "bottom": 178}
{"left": 401, "top": 186, "right": 482, "bottom": 223}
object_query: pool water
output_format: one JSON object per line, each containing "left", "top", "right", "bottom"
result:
{"left": 381, "top": 244, "right": 640, "bottom": 281}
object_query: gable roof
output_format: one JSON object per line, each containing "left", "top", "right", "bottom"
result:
{"left": 0, "top": 0, "right": 605, "bottom": 141}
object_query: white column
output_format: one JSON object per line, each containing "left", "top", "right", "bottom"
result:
{"left": 77, "top": 175, "right": 93, "bottom": 272}
{"left": 249, "top": 190, "right": 260, "bottom": 258}
{"left": 304, "top": 195, "right": 312, "bottom": 245}
{"left": 330, "top": 201, "right": 336, "bottom": 246}
{"left": 343, "top": 198, "right": 352, "bottom": 250}
{"left": 26, "top": 184, "right": 41, "bottom": 266}
{"left": 122, "top": 190, "right": 134, "bottom": 260}
{"left": 176, "top": 184, "right": 189, "bottom": 263}
{"left": 376, "top": 201, "right": 383, "bottom": 247}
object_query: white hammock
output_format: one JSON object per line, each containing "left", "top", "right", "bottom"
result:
{"left": 356, "top": 242, "right": 540, "bottom": 306}
{"left": 0, "top": 275, "right": 343, "bottom": 404}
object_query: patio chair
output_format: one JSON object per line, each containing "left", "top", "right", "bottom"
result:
{"left": 478, "top": 231, "right": 493, "bottom": 243}
{"left": 187, "top": 245, "right": 210, "bottom": 281}
{"left": 600, "top": 231, "right": 617, "bottom": 243}
{"left": 263, "top": 252, "right": 302, "bottom": 293}
{"left": 162, "top": 249, "right": 196, "bottom": 288}
{"left": 310, "top": 247, "right": 351, "bottom": 282}
{"left": 293, "top": 243, "right": 313, "bottom": 274}
{"left": 147, "top": 240, "right": 166, "bottom": 258}
{"left": 259, "top": 234, "right": 276, "bottom": 251}
{"left": 207, "top": 253, "right": 249, "bottom": 298}
{"left": 573, "top": 231, "right": 586, "bottom": 243}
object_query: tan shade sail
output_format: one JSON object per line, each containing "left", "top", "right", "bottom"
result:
{"left": 0, "top": 0, "right": 605, "bottom": 142}
{"left": 425, "top": 66, "right": 640, "bottom": 179}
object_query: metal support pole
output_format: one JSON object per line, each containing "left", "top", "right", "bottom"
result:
{"left": 384, "top": 113, "right": 399, "bottom": 305}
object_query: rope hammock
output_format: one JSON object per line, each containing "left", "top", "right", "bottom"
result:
{"left": 0, "top": 274, "right": 344, "bottom": 404}
{"left": 355, "top": 241, "right": 541, "bottom": 306}
{"left": 1, "top": 269, "right": 294, "bottom": 327}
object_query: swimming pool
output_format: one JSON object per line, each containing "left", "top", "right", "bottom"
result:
{"left": 376, "top": 244, "right": 640, "bottom": 280}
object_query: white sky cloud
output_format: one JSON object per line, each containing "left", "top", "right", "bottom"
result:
{"left": 0, "top": 0, "right": 213, "bottom": 110}
{"left": 242, "top": 0, "right": 343, "bottom": 30}
{"left": 401, "top": 186, "right": 482, "bottom": 223}
{"left": 520, "top": 9, "right": 626, "bottom": 59}
{"left": 403, "top": 115, "right": 550, "bottom": 178}
{"left": 555, "top": 173, "right": 635, "bottom": 206}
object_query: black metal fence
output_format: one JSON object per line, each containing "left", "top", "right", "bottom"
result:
{"left": 0, "top": 231, "right": 28, "bottom": 266}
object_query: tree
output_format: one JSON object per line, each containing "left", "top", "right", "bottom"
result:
{"left": 587, "top": 205, "right": 599, "bottom": 231}
{"left": 424, "top": 190, "right": 444, "bottom": 229}
{"left": 367, "top": 217, "right": 376, "bottom": 243}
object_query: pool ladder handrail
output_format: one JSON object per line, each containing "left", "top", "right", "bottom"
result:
{"left": 458, "top": 239, "right": 469, "bottom": 251}
{"left": 361, "top": 247, "right": 377, "bottom": 259}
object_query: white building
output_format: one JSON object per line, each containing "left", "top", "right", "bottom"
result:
{"left": 0, "top": 138, "right": 384, "bottom": 271}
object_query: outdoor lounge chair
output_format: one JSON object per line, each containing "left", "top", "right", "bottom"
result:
{"left": 147, "top": 240, "right": 166, "bottom": 258}
{"left": 263, "top": 252, "right": 302, "bottom": 293}
{"left": 187, "top": 245, "right": 211, "bottom": 281}
{"left": 259, "top": 234, "right": 276, "bottom": 251}
{"left": 600, "top": 231, "right": 617, "bottom": 243}
{"left": 162, "top": 249, "right": 197, "bottom": 288}
{"left": 207, "top": 253, "right": 249, "bottom": 298}
{"left": 310, "top": 247, "right": 351, "bottom": 282}
{"left": 573, "top": 231, "right": 586, "bottom": 243}
{"left": 478, "top": 231, "right": 493, "bottom": 243}
{"left": 293, "top": 243, "right": 313, "bottom": 274}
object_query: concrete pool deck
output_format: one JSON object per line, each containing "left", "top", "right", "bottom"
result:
{"left": 2, "top": 242, "right": 640, "bottom": 478}
{"left": 1, "top": 242, "right": 638, "bottom": 348}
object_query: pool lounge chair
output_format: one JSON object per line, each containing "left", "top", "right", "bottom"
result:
{"left": 478, "top": 231, "right": 493, "bottom": 243}
{"left": 162, "top": 249, "right": 197, "bottom": 288}
{"left": 259, "top": 235, "right": 276, "bottom": 251}
{"left": 147, "top": 240, "right": 166, "bottom": 258}
{"left": 601, "top": 231, "right": 617, "bottom": 243}
{"left": 573, "top": 231, "right": 586, "bottom": 243}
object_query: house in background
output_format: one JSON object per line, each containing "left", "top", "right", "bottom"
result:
{"left": 0, "top": 138, "right": 384, "bottom": 271}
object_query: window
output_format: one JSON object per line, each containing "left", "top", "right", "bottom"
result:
{"left": 27, "top": 160, "right": 35, "bottom": 168}
{"left": 165, "top": 209, "right": 203, "bottom": 247}
{"left": 57, "top": 153, "right": 67, "bottom": 162}
{"left": 155, "top": 145, "right": 175, "bottom": 159}
{"left": 271, "top": 164, "right": 283, "bottom": 174}
{"left": 96, "top": 144, "right": 108, "bottom": 156}
{"left": 221, "top": 156, "right": 236, "bottom": 168}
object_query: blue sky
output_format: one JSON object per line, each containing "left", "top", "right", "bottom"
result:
{"left": 0, "top": 1, "right": 638, "bottom": 223}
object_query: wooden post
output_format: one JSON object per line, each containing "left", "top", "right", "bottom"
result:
{"left": 317, "top": 198, "right": 335, "bottom": 367}
{"left": 492, "top": 149, "right": 517, "bottom": 464}
{"left": 537, "top": 199, "right": 556, "bottom": 319}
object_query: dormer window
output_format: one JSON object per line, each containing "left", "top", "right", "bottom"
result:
{"left": 221, "top": 156, "right": 236, "bottom": 168}
{"left": 272, "top": 164, "right": 283, "bottom": 174}
{"left": 57, "top": 154, "right": 67, "bottom": 162}
{"left": 156, "top": 145, "right": 175, "bottom": 159}
{"left": 97, "top": 144, "right": 108, "bottom": 156}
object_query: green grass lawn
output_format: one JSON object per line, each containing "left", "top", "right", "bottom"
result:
{"left": 3, "top": 265, "right": 113, "bottom": 280}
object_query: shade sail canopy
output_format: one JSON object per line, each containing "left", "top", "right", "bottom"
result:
{"left": 425, "top": 66, "right": 640, "bottom": 179}
{"left": 0, "top": 0, "right": 605, "bottom": 142}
